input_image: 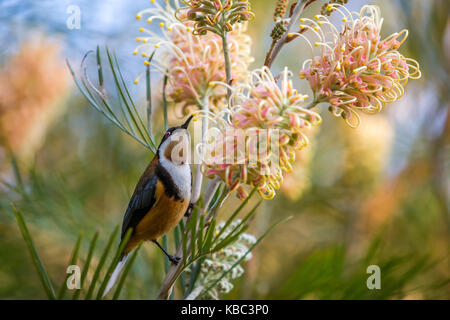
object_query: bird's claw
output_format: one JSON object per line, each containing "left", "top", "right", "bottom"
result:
{"left": 184, "top": 202, "right": 194, "bottom": 218}
{"left": 169, "top": 255, "right": 181, "bottom": 265}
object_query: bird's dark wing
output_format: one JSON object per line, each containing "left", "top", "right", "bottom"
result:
{"left": 121, "top": 174, "right": 158, "bottom": 240}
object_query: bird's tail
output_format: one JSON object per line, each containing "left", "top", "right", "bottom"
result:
{"left": 103, "top": 255, "right": 129, "bottom": 298}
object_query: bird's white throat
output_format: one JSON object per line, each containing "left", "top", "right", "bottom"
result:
{"left": 159, "top": 155, "right": 191, "bottom": 199}
{"left": 159, "top": 130, "right": 191, "bottom": 199}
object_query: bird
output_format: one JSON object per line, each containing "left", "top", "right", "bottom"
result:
{"left": 103, "top": 115, "right": 194, "bottom": 296}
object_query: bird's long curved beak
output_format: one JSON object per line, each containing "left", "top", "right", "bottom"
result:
{"left": 181, "top": 115, "right": 194, "bottom": 129}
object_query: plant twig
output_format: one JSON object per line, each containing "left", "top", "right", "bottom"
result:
{"left": 265, "top": 0, "right": 309, "bottom": 68}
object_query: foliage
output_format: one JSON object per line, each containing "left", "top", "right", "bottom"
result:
{"left": 0, "top": 0, "right": 448, "bottom": 300}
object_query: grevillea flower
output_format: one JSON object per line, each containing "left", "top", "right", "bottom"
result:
{"left": 185, "top": 220, "right": 256, "bottom": 300}
{"left": 134, "top": 0, "right": 253, "bottom": 114}
{"left": 273, "top": 0, "right": 289, "bottom": 22}
{"left": 197, "top": 67, "right": 321, "bottom": 200}
{"left": 0, "top": 37, "right": 69, "bottom": 163}
{"left": 297, "top": 5, "right": 421, "bottom": 127}
{"left": 176, "top": 0, "right": 254, "bottom": 35}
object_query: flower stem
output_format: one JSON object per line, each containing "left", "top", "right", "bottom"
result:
{"left": 305, "top": 100, "right": 320, "bottom": 110}
{"left": 191, "top": 97, "right": 210, "bottom": 203}
{"left": 265, "top": 0, "right": 309, "bottom": 68}
{"left": 221, "top": 31, "right": 232, "bottom": 101}
{"left": 162, "top": 72, "right": 169, "bottom": 131}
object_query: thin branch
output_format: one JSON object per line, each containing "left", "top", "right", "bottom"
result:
{"left": 265, "top": 0, "right": 310, "bottom": 68}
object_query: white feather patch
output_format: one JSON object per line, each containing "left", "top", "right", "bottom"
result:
{"left": 103, "top": 255, "right": 129, "bottom": 298}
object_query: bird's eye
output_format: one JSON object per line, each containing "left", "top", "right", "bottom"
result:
{"left": 164, "top": 131, "right": 171, "bottom": 139}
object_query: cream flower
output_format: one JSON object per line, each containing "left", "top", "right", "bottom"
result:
{"left": 297, "top": 5, "right": 421, "bottom": 127}
{"left": 177, "top": 0, "right": 254, "bottom": 35}
{"left": 198, "top": 67, "right": 321, "bottom": 200}
{"left": 134, "top": 0, "right": 253, "bottom": 114}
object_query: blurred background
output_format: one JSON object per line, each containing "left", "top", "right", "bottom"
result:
{"left": 0, "top": 0, "right": 448, "bottom": 299}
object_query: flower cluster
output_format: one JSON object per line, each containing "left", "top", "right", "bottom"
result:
{"left": 134, "top": 0, "right": 253, "bottom": 114}
{"left": 273, "top": 0, "right": 289, "bottom": 22}
{"left": 0, "top": 37, "right": 69, "bottom": 162}
{"left": 177, "top": 0, "right": 254, "bottom": 36}
{"left": 198, "top": 67, "right": 321, "bottom": 200}
{"left": 298, "top": 5, "right": 421, "bottom": 127}
{"left": 185, "top": 220, "right": 256, "bottom": 300}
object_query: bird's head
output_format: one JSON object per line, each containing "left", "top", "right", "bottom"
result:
{"left": 157, "top": 115, "right": 193, "bottom": 166}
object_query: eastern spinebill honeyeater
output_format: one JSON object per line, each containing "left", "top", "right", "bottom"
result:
{"left": 104, "top": 115, "right": 194, "bottom": 296}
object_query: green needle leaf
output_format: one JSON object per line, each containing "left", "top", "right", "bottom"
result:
{"left": 12, "top": 206, "right": 56, "bottom": 300}
{"left": 85, "top": 226, "right": 119, "bottom": 300}
{"left": 57, "top": 232, "right": 82, "bottom": 300}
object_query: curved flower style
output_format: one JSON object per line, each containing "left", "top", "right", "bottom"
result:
{"left": 198, "top": 67, "right": 321, "bottom": 200}
{"left": 177, "top": 0, "right": 254, "bottom": 35}
{"left": 297, "top": 5, "right": 421, "bottom": 127}
{"left": 134, "top": 0, "right": 253, "bottom": 114}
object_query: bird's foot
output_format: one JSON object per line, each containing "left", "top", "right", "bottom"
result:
{"left": 184, "top": 202, "right": 194, "bottom": 218}
{"left": 169, "top": 255, "right": 181, "bottom": 265}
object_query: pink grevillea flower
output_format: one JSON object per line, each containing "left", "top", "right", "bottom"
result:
{"left": 297, "top": 5, "right": 421, "bottom": 127}
{"left": 177, "top": 0, "right": 254, "bottom": 35}
{"left": 198, "top": 67, "right": 321, "bottom": 200}
{"left": 133, "top": 0, "right": 253, "bottom": 113}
